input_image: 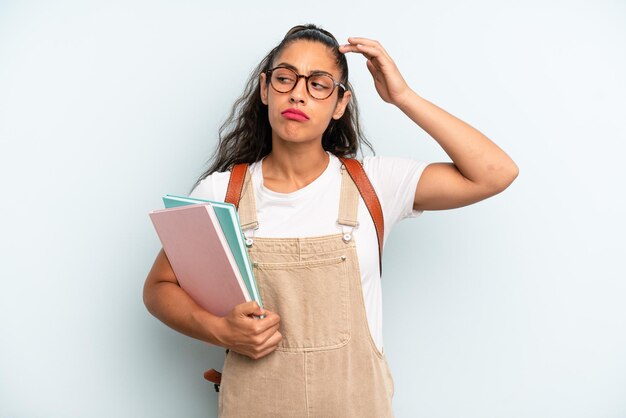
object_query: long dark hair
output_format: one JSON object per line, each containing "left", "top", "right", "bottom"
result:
{"left": 191, "top": 24, "right": 373, "bottom": 191}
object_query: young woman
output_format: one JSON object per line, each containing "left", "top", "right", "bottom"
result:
{"left": 144, "top": 24, "right": 518, "bottom": 417}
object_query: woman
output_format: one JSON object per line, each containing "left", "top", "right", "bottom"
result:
{"left": 144, "top": 24, "right": 518, "bottom": 417}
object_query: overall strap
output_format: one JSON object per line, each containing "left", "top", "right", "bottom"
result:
{"left": 338, "top": 157, "right": 385, "bottom": 275}
{"left": 338, "top": 166, "right": 360, "bottom": 228}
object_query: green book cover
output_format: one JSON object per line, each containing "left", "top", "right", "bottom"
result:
{"left": 162, "top": 194, "right": 262, "bottom": 308}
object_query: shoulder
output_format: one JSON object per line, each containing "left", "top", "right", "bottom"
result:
{"left": 189, "top": 161, "right": 262, "bottom": 201}
{"left": 362, "top": 155, "right": 428, "bottom": 175}
{"left": 188, "top": 170, "right": 233, "bottom": 201}
{"left": 361, "top": 155, "right": 429, "bottom": 188}
{"left": 360, "top": 155, "right": 431, "bottom": 224}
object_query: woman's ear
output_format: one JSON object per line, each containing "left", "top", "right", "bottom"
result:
{"left": 260, "top": 73, "right": 268, "bottom": 105}
{"left": 332, "top": 90, "right": 352, "bottom": 120}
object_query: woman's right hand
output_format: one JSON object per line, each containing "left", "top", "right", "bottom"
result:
{"left": 215, "top": 301, "right": 282, "bottom": 360}
{"left": 144, "top": 249, "right": 281, "bottom": 360}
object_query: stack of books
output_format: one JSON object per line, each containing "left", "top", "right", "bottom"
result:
{"left": 149, "top": 195, "right": 262, "bottom": 317}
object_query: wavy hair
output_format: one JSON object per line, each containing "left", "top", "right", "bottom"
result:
{"left": 191, "top": 24, "right": 373, "bottom": 191}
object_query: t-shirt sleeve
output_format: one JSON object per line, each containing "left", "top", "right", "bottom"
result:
{"left": 363, "top": 155, "right": 429, "bottom": 231}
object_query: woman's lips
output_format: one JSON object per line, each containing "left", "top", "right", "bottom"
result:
{"left": 281, "top": 108, "right": 309, "bottom": 121}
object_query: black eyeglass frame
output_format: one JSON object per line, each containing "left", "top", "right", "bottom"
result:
{"left": 265, "top": 66, "right": 347, "bottom": 100}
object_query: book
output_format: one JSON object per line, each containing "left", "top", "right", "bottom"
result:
{"left": 149, "top": 203, "right": 252, "bottom": 317}
{"left": 162, "top": 194, "right": 262, "bottom": 308}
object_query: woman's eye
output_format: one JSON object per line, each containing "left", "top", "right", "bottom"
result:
{"left": 310, "top": 77, "right": 332, "bottom": 91}
{"left": 276, "top": 75, "right": 295, "bottom": 84}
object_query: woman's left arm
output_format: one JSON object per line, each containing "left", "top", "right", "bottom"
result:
{"left": 340, "top": 37, "right": 519, "bottom": 211}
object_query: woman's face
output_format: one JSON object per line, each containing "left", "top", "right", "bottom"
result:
{"left": 260, "top": 40, "right": 351, "bottom": 147}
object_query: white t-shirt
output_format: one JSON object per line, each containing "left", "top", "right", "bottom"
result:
{"left": 189, "top": 153, "right": 428, "bottom": 352}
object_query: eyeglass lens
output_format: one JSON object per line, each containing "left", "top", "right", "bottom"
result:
{"left": 270, "top": 68, "right": 336, "bottom": 99}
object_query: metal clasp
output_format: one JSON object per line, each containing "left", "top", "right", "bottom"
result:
{"left": 338, "top": 222, "right": 358, "bottom": 243}
{"left": 242, "top": 225, "right": 258, "bottom": 248}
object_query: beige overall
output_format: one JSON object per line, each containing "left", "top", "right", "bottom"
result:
{"left": 219, "top": 166, "right": 395, "bottom": 418}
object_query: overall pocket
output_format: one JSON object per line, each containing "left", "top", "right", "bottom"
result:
{"left": 253, "top": 255, "right": 351, "bottom": 351}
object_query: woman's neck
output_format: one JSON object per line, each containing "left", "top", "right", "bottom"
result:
{"left": 262, "top": 141, "right": 330, "bottom": 193}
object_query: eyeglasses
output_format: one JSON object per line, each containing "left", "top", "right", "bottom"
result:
{"left": 266, "top": 66, "right": 346, "bottom": 100}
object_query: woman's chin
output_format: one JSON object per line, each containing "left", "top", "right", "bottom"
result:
{"left": 272, "top": 132, "right": 323, "bottom": 148}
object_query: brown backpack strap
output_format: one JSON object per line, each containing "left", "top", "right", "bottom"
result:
{"left": 339, "top": 157, "right": 385, "bottom": 275}
{"left": 203, "top": 368, "right": 222, "bottom": 392}
{"left": 204, "top": 349, "right": 229, "bottom": 392}
{"left": 224, "top": 163, "right": 249, "bottom": 209}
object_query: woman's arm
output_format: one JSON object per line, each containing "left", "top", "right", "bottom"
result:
{"left": 143, "top": 249, "right": 282, "bottom": 359}
{"left": 398, "top": 92, "right": 519, "bottom": 211}
{"left": 339, "top": 38, "right": 519, "bottom": 211}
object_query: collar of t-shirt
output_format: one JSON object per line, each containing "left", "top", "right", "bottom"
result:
{"left": 250, "top": 152, "right": 342, "bottom": 204}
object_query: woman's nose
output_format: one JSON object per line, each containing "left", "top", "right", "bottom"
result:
{"left": 289, "top": 77, "right": 307, "bottom": 103}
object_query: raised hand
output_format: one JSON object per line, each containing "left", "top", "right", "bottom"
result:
{"left": 339, "top": 37, "right": 412, "bottom": 106}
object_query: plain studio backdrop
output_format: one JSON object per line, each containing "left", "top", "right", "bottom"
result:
{"left": 1, "top": 1, "right": 624, "bottom": 417}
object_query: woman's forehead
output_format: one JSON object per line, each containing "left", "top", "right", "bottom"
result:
{"left": 273, "top": 40, "right": 340, "bottom": 75}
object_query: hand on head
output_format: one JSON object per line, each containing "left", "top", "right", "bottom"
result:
{"left": 339, "top": 37, "right": 412, "bottom": 106}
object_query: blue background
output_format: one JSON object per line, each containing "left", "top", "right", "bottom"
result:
{"left": 1, "top": 1, "right": 625, "bottom": 416}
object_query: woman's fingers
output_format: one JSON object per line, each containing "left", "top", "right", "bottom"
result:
{"left": 232, "top": 329, "right": 282, "bottom": 360}
{"left": 233, "top": 300, "right": 264, "bottom": 318}
{"left": 339, "top": 36, "right": 410, "bottom": 105}
{"left": 340, "top": 37, "right": 392, "bottom": 60}
{"left": 339, "top": 44, "right": 369, "bottom": 59}
{"left": 220, "top": 304, "right": 281, "bottom": 347}
{"left": 340, "top": 43, "right": 394, "bottom": 72}
{"left": 249, "top": 312, "right": 282, "bottom": 354}
{"left": 255, "top": 308, "right": 280, "bottom": 327}
{"left": 252, "top": 330, "right": 282, "bottom": 359}
{"left": 254, "top": 316, "right": 281, "bottom": 343}
{"left": 366, "top": 59, "right": 379, "bottom": 79}
{"left": 339, "top": 43, "right": 377, "bottom": 59}
{"left": 345, "top": 36, "right": 385, "bottom": 50}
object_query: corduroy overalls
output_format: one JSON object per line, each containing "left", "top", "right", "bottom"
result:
{"left": 219, "top": 164, "right": 394, "bottom": 418}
